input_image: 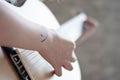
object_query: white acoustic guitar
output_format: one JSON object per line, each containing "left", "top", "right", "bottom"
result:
{"left": 0, "top": 0, "right": 93, "bottom": 80}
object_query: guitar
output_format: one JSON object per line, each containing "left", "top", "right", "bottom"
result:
{"left": 0, "top": 0, "right": 94, "bottom": 80}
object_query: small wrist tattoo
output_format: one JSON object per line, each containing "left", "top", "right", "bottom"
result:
{"left": 40, "top": 33, "right": 48, "bottom": 42}
{"left": 40, "top": 25, "right": 48, "bottom": 42}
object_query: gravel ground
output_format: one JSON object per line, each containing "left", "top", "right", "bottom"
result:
{"left": 45, "top": 0, "right": 120, "bottom": 80}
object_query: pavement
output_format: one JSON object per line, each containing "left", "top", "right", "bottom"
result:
{"left": 45, "top": 0, "right": 120, "bottom": 80}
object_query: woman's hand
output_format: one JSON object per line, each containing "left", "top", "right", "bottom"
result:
{"left": 39, "top": 30, "right": 76, "bottom": 76}
{"left": 0, "top": 1, "right": 76, "bottom": 76}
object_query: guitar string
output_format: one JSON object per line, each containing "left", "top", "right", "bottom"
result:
{"left": 19, "top": 49, "right": 46, "bottom": 67}
{"left": 17, "top": 49, "right": 25, "bottom": 53}
{"left": 20, "top": 50, "right": 43, "bottom": 67}
{"left": 21, "top": 50, "right": 34, "bottom": 54}
{"left": 21, "top": 51, "right": 34, "bottom": 57}
{"left": 24, "top": 57, "right": 40, "bottom": 80}
{"left": 21, "top": 51, "right": 46, "bottom": 68}
{"left": 19, "top": 49, "right": 48, "bottom": 79}
{"left": 19, "top": 52, "right": 38, "bottom": 80}
{"left": 17, "top": 49, "right": 41, "bottom": 61}
{"left": 27, "top": 54, "right": 38, "bottom": 61}
{"left": 30, "top": 61, "right": 46, "bottom": 80}
{"left": 28, "top": 56, "right": 42, "bottom": 65}
{"left": 25, "top": 55, "right": 45, "bottom": 68}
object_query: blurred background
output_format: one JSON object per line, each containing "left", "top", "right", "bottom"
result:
{"left": 44, "top": 0, "right": 120, "bottom": 80}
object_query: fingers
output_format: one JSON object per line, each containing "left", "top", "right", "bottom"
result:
{"left": 67, "top": 41, "right": 76, "bottom": 62}
{"left": 66, "top": 50, "right": 76, "bottom": 62}
{"left": 63, "top": 61, "right": 73, "bottom": 71}
{"left": 50, "top": 37, "right": 76, "bottom": 77}
{"left": 52, "top": 58, "right": 75, "bottom": 76}
{"left": 66, "top": 52, "right": 76, "bottom": 62}
{"left": 53, "top": 62, "right": 73, "bottom": 77}
{"left": 65, "top": 55, "right": 76, "bottom": 63}
{"left": 53, "top": 64, "right": 62, "bottom": 76}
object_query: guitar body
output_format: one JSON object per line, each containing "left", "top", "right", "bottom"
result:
{"left": 0, "top": 0, "right": 88, "bottom": 80}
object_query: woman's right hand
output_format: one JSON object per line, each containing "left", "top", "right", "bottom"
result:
{"left": 39, "top": 30, "right": 76, "bottom": 76}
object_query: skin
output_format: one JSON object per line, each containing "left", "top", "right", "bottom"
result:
{"left": 0, "top": 0, "right": 97, "bottom": 77}
{"left": 0, "top": 1, "right": 75, "bottom": 76}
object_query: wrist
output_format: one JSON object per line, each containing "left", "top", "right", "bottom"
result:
{"left": 37, "top": 29, "right": 56, "bottom": 53}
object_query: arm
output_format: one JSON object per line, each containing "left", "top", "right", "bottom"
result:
{"left": 0, "top": 1, "right": 75, "bottom": 76}
{"left": 0, "top": 0, "right": 49, "bottom": 51}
